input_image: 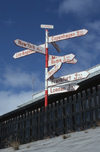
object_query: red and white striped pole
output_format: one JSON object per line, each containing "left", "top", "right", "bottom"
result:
{"left": 45, "top": 29, "right": 48, "bottom": 108}
{"left": 40, "top": 24, "right": 54, "bottom": 108}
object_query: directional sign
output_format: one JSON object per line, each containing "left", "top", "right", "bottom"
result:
{"left": 48, "top": 71, "right": 89, "bottom": 87}
{"left": 14, "top": 39, "right": 45, "bottom": 54}
{"left": 13, "top": 44, "right": 45, "bottom": 59}
{"left": 48, "top": 54, "right": 75, "bottom": 67}
{"left": 40, "top": 24, "right": 54, "bottom": 29}
{"left": 48, "top": 84, "right": 79, "bottom": 95}
{"left": 13, "top": 49, "right": 36, "bottom": 59}
{"left": 48, "top": 29, "right": 88, "bottom": 43}
{"left": 50, "top": 56, "right": 77, "bottom": 64}
{"left": 47, "top": 62, "right": 62, "bottom": 80}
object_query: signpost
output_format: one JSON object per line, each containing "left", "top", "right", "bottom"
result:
{"left": 48, "top": 54, "right": 75, "bottom": 67}
{"left": 40, "top": 24, "right": 54, "bottom": 107}
{"left": 49, "top": 55, "right": 77, "bottom": 64}
{"left": 45, "top": 29, "right": 49, "bottom": 107}
{"left": 48, "top": 29, "right": 88, "bottom": 43}
{"left": 14, "top": 39, "right": 45, "bottom": 54}
{"left": 13, "top": 49, "right": 36, "bottom": 59}
{"left": 48, "top": 84, "right": 79, "bottom": 95}
{"left": 13, "top": 44, "right": 45, "bottom": 59}
{"left": 13, "top": 25, "right": 88, "bottom": 108}
{"left": 48, "top": 71, "right": 89, "bottom": 87}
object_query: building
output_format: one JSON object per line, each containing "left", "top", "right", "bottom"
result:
{"left": 0, "top": 64, "right": 100, "bottom": 148}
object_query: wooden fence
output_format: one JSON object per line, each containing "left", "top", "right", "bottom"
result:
{"left": 0, "top": 84, "right": 100, "bottom": 148}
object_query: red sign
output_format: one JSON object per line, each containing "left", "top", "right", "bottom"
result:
{"left": 49, "top": 29, "right": 88, "bottom": 43}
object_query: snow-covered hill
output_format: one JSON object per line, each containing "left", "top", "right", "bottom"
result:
{"left": 0, "top": 127, "right": 100, "bottom": 152}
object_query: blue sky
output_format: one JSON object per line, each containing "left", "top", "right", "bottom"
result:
{"left": 0, "top": 0, "right": 100, "bottom": 115}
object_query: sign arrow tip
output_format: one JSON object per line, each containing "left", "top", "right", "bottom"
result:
{"left": 84, "top": 29, "right": 88, "bottom": 34}
{"left": 13, "top": 54, "right": 16, "bottom": 59}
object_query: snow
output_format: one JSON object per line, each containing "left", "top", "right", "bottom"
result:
{"left": 0, "top": 127, "right": 100, "bottom": 152}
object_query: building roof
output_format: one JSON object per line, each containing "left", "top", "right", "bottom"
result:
{"left": 1, "top": 63, "right": 100, "bottom": 119}
{"left": 18, "top": 64, "right": 100, "bottom": 108}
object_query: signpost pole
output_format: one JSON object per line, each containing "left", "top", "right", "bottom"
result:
{"left": 13, "top": 25, "right": 88, "bottom": 108}
{"left": 45, "top": 29, "right": 48, "bottom": 108}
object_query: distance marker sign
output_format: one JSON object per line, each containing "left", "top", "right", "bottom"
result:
{"left": 48, "top": 29, "right": 88, "bottom": 43}
{"left": 48, "top": 71, "right": 89, "bottom": 87}
{"left": 48, "top": 84, "right": 79, "bottom": 95}
{"left": 14, "top": 39, "right": 45, "bottom": 54}
{"left": 48, "top": 54, "right": 75, "bottom": 67}
{"left": 13, "top": 44, "right": 45, "bottom": 59}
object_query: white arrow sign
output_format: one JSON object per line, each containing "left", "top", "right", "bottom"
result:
{"left": 48, "top": 71, "right": 89, "bottom": 87}
{"left": 47, "top": 62, "right": 62, "bottom": 80}
{"left": 13, "top": 44, "right": 45, "bottom": 59}
{"left": 13, "top": 49, "right": 36, "bottom": 59}
{"left": 48, "top": 84, "right": 79, "bottom": 95}
{"left": 49, "top": 29, "right": 88, "bottom": 43}
{"left": 13, "top": 29, "right": 88, "bottom": 58}
{"left": 48, "top": 54, "right": 75, "bottom": 67}
{"left": 14, "top": 39, "right": 45, "bottom": 54}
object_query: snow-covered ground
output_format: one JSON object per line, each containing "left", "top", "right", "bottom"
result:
{"left": 0, "top": 127, "right": 100, "bottom": 152}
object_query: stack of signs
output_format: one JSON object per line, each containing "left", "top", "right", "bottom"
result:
{"left": 48, "top": 70, "right": 89, "bottom": 95}
{"left": 13, "top": 28, "right": 88, "bottom": 95}
{"left": 13, "top": 29, "right": 88, "bottom": 59}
